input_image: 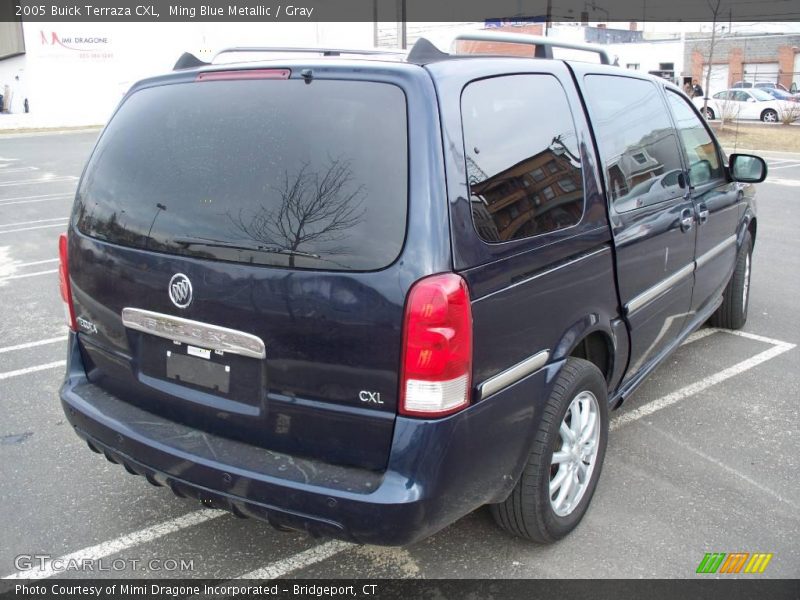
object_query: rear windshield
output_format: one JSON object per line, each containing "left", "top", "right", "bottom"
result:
{"left": 74, "top": 77, "right": 408, "bottom": 271}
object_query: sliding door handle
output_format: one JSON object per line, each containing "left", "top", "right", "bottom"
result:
{"left": 680, "top": 208, "right": 694, "bottom": 232}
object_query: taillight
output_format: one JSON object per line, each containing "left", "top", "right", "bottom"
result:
{"left": 58, "top": 233, "right": 77, "bottom": 332}
{"left": 399, "top": 273, "right": 473, "bottom": 417}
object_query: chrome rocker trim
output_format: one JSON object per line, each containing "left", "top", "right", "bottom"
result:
{"left": 478, "top": 350, "right": 550, "bottom": 401}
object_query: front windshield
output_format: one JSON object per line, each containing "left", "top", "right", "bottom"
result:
{"left": 750, "top": 89, "right": 774, "bottom": 101}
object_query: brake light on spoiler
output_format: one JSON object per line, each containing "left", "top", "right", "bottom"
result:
{"left": 195, "top": 69, "right": 291, "bottom": 82}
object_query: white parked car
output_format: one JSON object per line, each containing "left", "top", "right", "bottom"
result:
{"left": 693, "top": 88, "right": 796, "bottom": 122}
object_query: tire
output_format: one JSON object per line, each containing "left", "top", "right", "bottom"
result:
{"left": 761, "top": 109, "right": 778, "bottom": 123}
{"left": 704, "top": 107, "right": 715, "bottom": 120}
{"left": 710, "top": 232, "right": 752, "bottom": 330}
{"left": 491, "top": 358, "right": 609, "bottom": 543}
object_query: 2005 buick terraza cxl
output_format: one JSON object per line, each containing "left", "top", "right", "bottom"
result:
{"left": 58, "top": 33, "right": 767, "bottom": 545}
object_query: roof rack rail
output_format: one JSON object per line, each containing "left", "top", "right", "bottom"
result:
{"left": 213, "top": 46, "right": 405, "bottom": 62}
{"left": 407, "top": 32, "right": 611, "bottom": 65}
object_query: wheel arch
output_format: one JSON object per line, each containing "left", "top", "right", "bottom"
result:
{"left": 567, "top": 331, "right": 612, "bottom": 382}
{"left": 740, "top": 210, "right": 757, "bottom": 249}
{"left": 760, "top": 108, "right": 778, "bottom": 121}
{"left": 748, "top": 215, "right": 757, "bottom": 247}
{"left": 551, "top": 315, "right": 620, "bottom": 387}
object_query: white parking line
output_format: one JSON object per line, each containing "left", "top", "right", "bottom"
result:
{"left": 0, "top": 193, "right": 73, "bottom": 204}
{"left": 0, "top": 268, "right": 58, "bottom": 280}
{"left": 2, "top": 510, "right": 226, "bottom": 580}
{"left": 0, "top": 176, "right": 76, "bottom": 187}
{"left": 237, "top": 541, "right": 352, "bottom": 579}
{"left": 0, "top": 167, "right": 39, "bottom": 174}
{"left": 646, "top": 423, "right": 800, "bottom": 512}
{"left": 0, "top": 223, "right": 68, "bottom": 235}
{"left": 611, "top": 330, "right": 796, "bottom": 431}
{"left": 0, "top": 360, "right": 66, "bottom": 381}
{"left": 725, "top": 329, "right": 793, "bottom": 346}
{"left": 764, "top": 178, "right": 800, "bottom": 186}
{"left": 680, "top": 328, "right": 717, "bottom": 345}
{"left": 0, "top": 336, "right": 66, "bottom": 354}
{"left": 767, "top": 163, "right": 800, "bottom": 171}
{"left": 0, "top": 196, "right": 73, "bottom": 207}
{"left": 11, "top": 258, "right": 58, "bottom": 268}
{"left": 0, "top": 217, "right": 68, "bottom": 228}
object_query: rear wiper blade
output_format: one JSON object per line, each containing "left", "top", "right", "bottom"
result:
{"left": 173, "top": 236, "right": 320, "bottom": 259}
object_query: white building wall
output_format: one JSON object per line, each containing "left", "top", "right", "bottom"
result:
{"left": 603, "top": 40, "right": 685, "bottom": 82}
{"left": 0, "top": 54, "right": 26, "bottom": 113}
{"left": 0, "top": 22, "right": 373, "bottom": 127}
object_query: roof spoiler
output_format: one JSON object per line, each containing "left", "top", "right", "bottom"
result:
{"left": 173, "top": 52, "right": 210, "bottom": 70}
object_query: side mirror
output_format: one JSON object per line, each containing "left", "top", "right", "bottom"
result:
{"left": 730, "top": 153, "right": 767, "bottom": 183}
{"left": 746, "top": 97, "right": 756, "bottom": 103}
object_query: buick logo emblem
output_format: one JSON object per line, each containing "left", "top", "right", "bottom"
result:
{"left": 168, "top": 273, "right": 193, "bottom": 308}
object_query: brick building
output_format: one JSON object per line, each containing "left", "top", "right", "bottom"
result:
{"left": 686, "top": 33, "right": 800, "bottom": 94}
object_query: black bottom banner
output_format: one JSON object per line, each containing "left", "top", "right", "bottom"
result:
{"left": 1, "top": 579, "right": 798, "bottom": 600}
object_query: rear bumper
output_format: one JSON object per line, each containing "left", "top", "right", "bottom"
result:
{"left": 60, "top": 333, "right": 556, "bottom": 546}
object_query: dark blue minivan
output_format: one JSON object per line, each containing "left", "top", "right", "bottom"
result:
{"left": 58, "top": 33, "right": 766, "bottom": 545}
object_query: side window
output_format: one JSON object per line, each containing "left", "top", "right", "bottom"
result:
{"left": 666, "top": 91, "right": 724, "bottom": 186}
{"left": 732, "top": 91, "right": 749, "bottom": 102}
{"left": 462, "top": 74, "right": 584, "bottom": 243}
{"left": 583, "top": 75, "right": 685, "bottom": 213}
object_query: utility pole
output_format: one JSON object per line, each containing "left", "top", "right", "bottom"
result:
{"left": 545, "top": 0, "right": 552, "bottom": 37}
{"left": 373, "top": 0, "right": 378, "bottom": 48}
{"left": 400, "top": 0, "right": 407, "bottom": 49}
{"left": 702, "top": 0, "right": 723, "bottom": 119}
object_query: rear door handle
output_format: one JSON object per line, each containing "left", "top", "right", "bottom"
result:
{"left": 678, "top": 172, "right": 692, "bottom": 201}
{"left": 680, "top": 208, "right": 694, "bottom": 232}
{"left": 697, "top": 203, "right": 709, "bottom": 225}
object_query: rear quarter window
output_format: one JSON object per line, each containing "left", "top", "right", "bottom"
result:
{"left": 461, "top": 74, "right": 585, "bottom": 244}
{"left": 74, "top": 78, "right": 408, "bottom": 271}
{"left": 583, "top": 74, "right": 685, "bottom": 213}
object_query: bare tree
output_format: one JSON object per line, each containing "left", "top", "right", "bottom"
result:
{"left": 701, "top": 0, "right": 724, "bottom": 119}
{"left": 778, "top": 101, "right": 800, "bottom": 125}
{"left": 718, "top": 93, "right": 740, "bottom": 128}
{"left": 229, "top": 158, "right": 365, "bottom": 267}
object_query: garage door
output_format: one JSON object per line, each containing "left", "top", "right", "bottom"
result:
{"left": 702, "top": 64, "right": 729, "bottom": 96}
{"left": 743, "top": 62, "right": 780, "bottom": 84}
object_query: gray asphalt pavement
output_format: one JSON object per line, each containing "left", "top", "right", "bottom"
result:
{"left": 0, "top": 131, "right": 798, "bottom": 580}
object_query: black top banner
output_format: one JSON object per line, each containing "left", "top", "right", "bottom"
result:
{"left": 3, "top": 0, "right": 800, "bottom": 22}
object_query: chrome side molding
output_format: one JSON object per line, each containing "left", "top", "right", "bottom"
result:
{"left": 626, "top": 263, "right": 694, "bottom": 316}
{"left": 478, "top": 350, "right": 550, "bottom": 401}
{"left": 121, "top": 308, "right": 266, "bottom": 359}
{"left": 476, "top": 246, "right": 610, "bottom": 303}
{"left": 695, "top": 235, "right": 736, "bottom": 270}
{"left": 626, "top": 235, "right": 738, "bottom": 316}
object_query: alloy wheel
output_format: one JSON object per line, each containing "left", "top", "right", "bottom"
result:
{"left": 549, "top": 390, "right": 601, "bottom": 517}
